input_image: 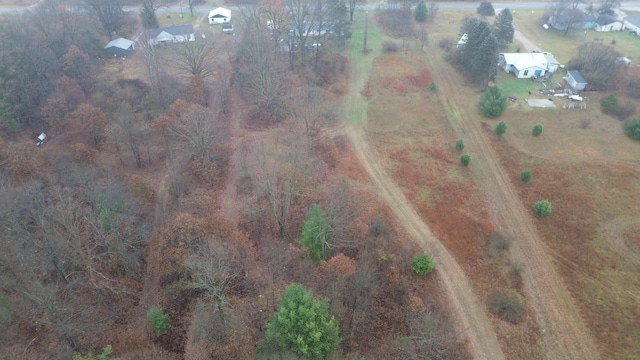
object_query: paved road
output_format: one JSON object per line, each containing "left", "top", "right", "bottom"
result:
{"left": 3, "top": 1, "right": 640, "bottom": 14}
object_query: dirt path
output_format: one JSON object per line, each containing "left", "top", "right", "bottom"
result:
{"left": 424, "top": 51, "right": 600, "bottom": 360}
{"left": 514, "top": 30, "right": 542, "bottom": 52}
{"left": 344, "top": 45, "right": 504, "bottom": 360}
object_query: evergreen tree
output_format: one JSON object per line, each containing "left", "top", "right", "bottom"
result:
{"left": 494, "top": 8, "right": 514, "bottom": 46}
{"left": 477, "top": 1, "right": 495, "bottom": 16}
{"left": 458, "top": 18, "right": 498, "bottom": 84}
{"left": 414, "top": 0, "right": 429, "bottom": 22}
{"left": 479, "top": 86, "right": 507, "bottom": 118}
{"left": 266, "top": 284, "right": 340, "bottom": 360}
{"left": 494, "top": 120, "right": 507, "bottom": 136}
{"left": 141, "top": 1, "right": 159, "bottom": 29}
{"left": 298, "top": 204, "right": 331, "bottom": 262}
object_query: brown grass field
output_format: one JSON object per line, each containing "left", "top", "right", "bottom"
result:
{"left": 361, "top": 8, "right": 640, "bottom": 360}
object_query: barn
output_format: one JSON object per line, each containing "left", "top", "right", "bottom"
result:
{"left": 209, "top": 7, "right": 231, "bottom": 25}
{"left": 104, "top": 38, "right": 135, "bottom": 58}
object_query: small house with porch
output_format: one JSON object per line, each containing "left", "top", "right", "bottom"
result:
{"left": 498, "top": 52, "right": 560, "bottom": 79}
{"left": 564, "top": 70, "right": 588, "bottom": 90}
{"left": 104, "top": 37, "right": 135, "bottom": 57}
{"left": 209, "top": 7, "right": 231, "bottom": 25}
{"left": 595, "top": 15, "right": 623, "bottom": 32}
{"left": 145, "top": 25, "right": 195, "bottom": 46}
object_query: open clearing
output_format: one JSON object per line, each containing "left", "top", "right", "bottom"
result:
{"left": 344, "top": 8, "right": 640, "bottom": 360}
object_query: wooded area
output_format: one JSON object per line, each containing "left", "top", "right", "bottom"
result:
{"left": 0, "top": 1, "right": 465, "bottom": 359}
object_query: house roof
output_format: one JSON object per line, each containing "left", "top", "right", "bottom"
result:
{"left": 146, "top": 25, "right": 194, "bottom": 38}
{"left": 501, "top": 52, "right": 559, "bottom": 71}
{"left": 209, "top": 7, "right": 231, "bottom": 18}
{"left": 624, "top": 14, "right": 640, "bottom": 27}
{"left": 105, "top": 37, "right": 134, "bottom": 50}
{"left": 567, "top": 70, "right": 587, "bottom": 84}
{"left": 596, "top": 15, "right": 619, "bottom": 26}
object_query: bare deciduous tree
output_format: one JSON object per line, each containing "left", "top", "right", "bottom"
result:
{"left": 170, "top": 103, "right": 219, "bottom": 161}
{"left": 82, "top": 0, "right": 125, "bottom": 40}
{"left": 165, "top": 37, "right": 217, "bottom": 79}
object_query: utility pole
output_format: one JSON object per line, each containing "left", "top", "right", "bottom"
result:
{"left": 363, "top": 11, "right": 369, "bottom": 52}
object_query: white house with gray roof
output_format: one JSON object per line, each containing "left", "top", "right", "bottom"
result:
{"left": 623, "top": 14, "right": 640, "bottom": 35}
{"left": 145, "top": 25, "right": 195, "bottom": 46}
{"left": 498, "top": 52, "right": 560, "bottom": 79}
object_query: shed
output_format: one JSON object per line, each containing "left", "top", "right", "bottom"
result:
{"left": 564, "top": 70, "right": 588, "bottom": 90}
{"left": 209, "top": 7, "right": 231, "bottom": 24}
{"left": 104, "top": 38, "right": 135, "bottom": 57}
{"left": 595, "top": 15, "right": 623, "bottom": 32}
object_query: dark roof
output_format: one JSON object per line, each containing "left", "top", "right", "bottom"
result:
{"left": 567, "top": 70, "right": 587, "bottom": 84}
{"left": 146, "top": 25, "right": 194, "bottom": 38}
{"left": 625, "top": 14, "right": 640, "bottom": 27}
{"left": 596, "top": 14, "right": 619, "bottom": 26}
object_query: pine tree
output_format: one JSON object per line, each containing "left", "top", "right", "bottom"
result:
{"left": 479, "top": 86, "right": 507, "bottom": 118}
{"left": 458, "top": 19, "right": 498, "bottom": 84}
{"left": 141, "top": 2, "right": 159, "bottom": 29}
{"left": 298, "top": 204, "right": 331, "bottom": 262}
{"left": 414, "top": 0, "right": 428, "bottom": 22}
{"left": 266, "top": 284, "right": 340, "bottom": 360}
{"left": 494, "top": 8, "right": 514, "bottom": 46}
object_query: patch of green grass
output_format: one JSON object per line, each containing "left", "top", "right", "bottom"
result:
{"left": 343, "top": 11, "right": 385, "bottom": 124}
{"left": 158, "top": 13, "right": 200, "bottom": 27}
{"left": 496, "top": 71, "right": 538, "bottom": 98}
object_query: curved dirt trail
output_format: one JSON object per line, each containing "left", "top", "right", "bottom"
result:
{"left": 424, "top": 51, "right": 599, "bottom": 359}
{"left": 347, "top": 128, "right": 504, "bottom": 360}
{"left": 343, "top": 43, "right": 504, "bottom": 359}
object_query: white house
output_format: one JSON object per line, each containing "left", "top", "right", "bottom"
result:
{"left": 145, "top": 25, "right": 195, "bottom": 46}
{"left": 623, "top": 14, "right": 640, "bottom": 35}
{"left": 209, "top": 7, "right": 231, "bottom": 24}
{"left": 595, "top": 15, "right": 623, "bottom": 32}
{"left": 564, "top": 70, "right": 588, "bottom": 90}
{"left": 498, "top": 52, "right": 560, "bottom": 79}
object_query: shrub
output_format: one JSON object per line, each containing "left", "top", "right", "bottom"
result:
{"left": 532, "top": 124, "right": 543, "bottom": 136}
{"left": 488, "top": 290, "right": 524, "bottom": 323}
{"left": 610, "top": 103, "right": 636, "bottom": 120}
{"left": 520, "top": 170, "right": 532, "bottom": 182}
{"left": 438, "top": 38, "right": 453, "bottom": 52}
{"left": 411, "top": 253, "right": 435, "bottom": 275}
{"left": 428, "top": 82, "right": 437, "bottom": 91}
{"left": 479, "top": 86, "right": 507, "bottom": 118}
{"left": 625, "top": 119, "right": 640, "bottom": 140}
{"left": 600, "top": 92, "right": 618, "bottom": 114}
{"left": 455, "top": 138, "right": 465, "bottom": 151}
{"left": 533, "top": 200, "right": 552, "bottom": 217}
{"left": 494, "top": 121, "right": 507, "bottom": 136}
{"left": 477, "top": 1, "right": 495, "bottom": 16}
{"left": 382, "top": 40, "right": 399, "bottom": 53}
{"left": 73, "top": 345, "right": 118, "bottom": 360}
{"left": 580, "top": 118, "right": 592, "bottom": 129}
{"left": 460, "top": 153, "right": 471, "bottom": 166}
{"left": 147, "top": 307, "right": 170, "bottom": 335}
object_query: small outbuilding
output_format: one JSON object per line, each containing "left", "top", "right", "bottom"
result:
{"left": 564, "top": 70, "right": 588, "bottom": 91}
{"left": 209, "top": 7, "right": 231, "bottom": 24}
{"left": 104, "top": 37, "right": 135, "bottom": 57}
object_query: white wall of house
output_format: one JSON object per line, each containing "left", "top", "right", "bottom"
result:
{"left": 623, "top": 20, "right": 640, "bottom": 33}
{"left": 596, "top": 22, "right": 623, "bottom": 32}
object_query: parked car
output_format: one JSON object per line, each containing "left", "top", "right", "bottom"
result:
{"left": 222, "top": 23, "right": 234, "bottom": 34}
{"left": 630, "top": 30, "right": 638, "bottom": 35}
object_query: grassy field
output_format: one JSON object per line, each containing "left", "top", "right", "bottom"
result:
{"left": 512, "top": 9, "right": 640, "bottom": 64}
{"left": 347, "top": 8, "right": 640, "bottom": 359}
